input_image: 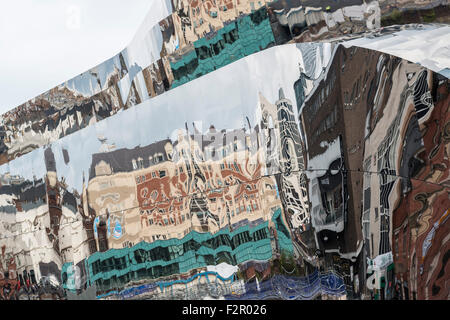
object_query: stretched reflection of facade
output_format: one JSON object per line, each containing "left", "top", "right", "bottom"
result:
{"left": 0, "top": 3, "right": 448, "bottom": 298}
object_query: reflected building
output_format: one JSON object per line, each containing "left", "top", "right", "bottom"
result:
{"left": 259, "top": 88, "right": 312, "bottom": 265}
{"left": 297, "top": 45, "right": 387, "bottom": 295}
{"left": 296, "top": 43, "right": 450, "bottom": 300}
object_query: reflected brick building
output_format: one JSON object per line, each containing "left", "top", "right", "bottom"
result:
{"left": 392, "top": 72, "right": 450, "bottom": 300}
